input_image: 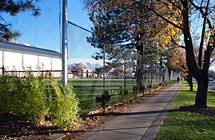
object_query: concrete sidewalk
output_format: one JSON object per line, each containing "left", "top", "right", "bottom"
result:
{"left": 76, "top": 82, "right": 182, "bottom": 140}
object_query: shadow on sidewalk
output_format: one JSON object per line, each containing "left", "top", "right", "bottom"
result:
{"left": 83, "top": 109, "right": 181, "bottom": 118}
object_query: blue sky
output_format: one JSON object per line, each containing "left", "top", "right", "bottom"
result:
{"left": 1, "top": 0, "right": 99, "bottom": 59}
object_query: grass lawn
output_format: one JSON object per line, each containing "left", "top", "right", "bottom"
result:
{"left": 56, "top": 78, "right": 157, "bottom": 115}
{"left": 68, "top": 79, "right": 136, "bottom": 114}
{"left": 154, "top": 82, "right": 215, "bottom": 140}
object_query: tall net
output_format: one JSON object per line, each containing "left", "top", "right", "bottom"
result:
{"left": 0, "top": 0, "right": 180, "bottom": 115}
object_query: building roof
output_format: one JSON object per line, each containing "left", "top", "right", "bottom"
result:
{"left": 0, "top": 41, "right": 62, "bottom": 58}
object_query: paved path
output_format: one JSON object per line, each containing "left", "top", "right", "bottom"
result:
{"left": 208, "top": 81, "right": 215, "bottom": 92}
{"left": 76, "top": 82, "right": 182, "bottom": 140}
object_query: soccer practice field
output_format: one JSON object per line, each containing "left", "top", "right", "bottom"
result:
{"left": 68, "top": 79, "right": 136, "bottom": 114}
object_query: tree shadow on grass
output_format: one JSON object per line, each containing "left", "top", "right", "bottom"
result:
{"left": 179, "top": 105, "right": 215, "bottom": 116}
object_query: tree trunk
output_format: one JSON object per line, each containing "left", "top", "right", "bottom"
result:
{"left": 136, "top": 54, "right": 143, "bottom": 91}
{"left": 168, "top": 68, "right": 171, "bottom": 82}
{"left": 186, "top": 74, "right": 193, "bottom": 91}
{"left": 195, "top": 76, "right": 208, "bottom": 108}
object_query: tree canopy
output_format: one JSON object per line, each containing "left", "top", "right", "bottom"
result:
{"left": 84, "top": 0, "right": 215, "bottom": 108}
{"left": 0, "top": 0, "right": 40, "bottom": 40}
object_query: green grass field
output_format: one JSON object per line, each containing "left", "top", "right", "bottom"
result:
{"left": 154, "top": 82, "right": 215, "bottom": 140}
{"left": 68, "top": 79, "right": 136, "bottom": 114}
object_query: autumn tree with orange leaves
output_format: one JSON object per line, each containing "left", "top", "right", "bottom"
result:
{"left": 169, "top": 49, "right": 194, "bottom": 91}
{"left": 148, "top": 0, "right": 215, "bottom": 108}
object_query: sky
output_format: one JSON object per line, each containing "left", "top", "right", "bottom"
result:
{"left": 1, "top": 0, "right": 101, "bottom": 63}
{"left": 1, "top": 0, "right": 215, "bottom": 70}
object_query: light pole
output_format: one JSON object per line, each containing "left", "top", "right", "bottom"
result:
{"left": 103, "top": 44, "right": 106, "bottom": 92}
{"left": 62, "top": 0, "right": 68, "bottom": 86}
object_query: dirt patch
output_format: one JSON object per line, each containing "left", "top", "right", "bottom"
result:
{"left": 0, "top": 84, "right": 173, "bottom": 140}
{"left": 179, "top": 105, "right": 215, "bottom": 116}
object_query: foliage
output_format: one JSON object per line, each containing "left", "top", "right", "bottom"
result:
{"left": 159, "top": 81, "right": 168, "bottom": 87}
{"left": 69, "top": 79, "right": 136, "bottom": 114}
{"left": 118, "top": 86, "right": 129, "bottom": 103}
{"left": 118, "top": 86, "right": 136, "bottom": 103}
{"left": 0, "top": 0, "right": 40, "bottom": 40}
{"left": 155, "top": 82, "right": 215, "bottom": 140}
{"left": 85, "top": 0, "right": 215, "bottom": 108}
{"left": 0, "top": 74, "right": 79, "bottom": 128}
{"left": 149, "top": 0, "right": 215, "bottom": 108}
{"left": 69, "top": 79, "right": 175, "bottom": 115}
{"left": 0, "top": 74, "right": 47, "bottom": 123}
{"left": 95, "top": 90, "right": 111, "bottom": 113}
{"left": 84, "top": 0, "right": 181, "bottom": 90}
{"left": 159, "top": 80, "right": 177, "bottom": 87}
{"left": 47, "top": 78, "right": 79, "bottom": 128}
{"left": 147, "top": 84, "right": 152, "bottom": 89}
{"left": 139, "top": 85, "right": 145, "bottom": 94}
{"left": 131, "top": 86, "right": 138, "bottom": 100}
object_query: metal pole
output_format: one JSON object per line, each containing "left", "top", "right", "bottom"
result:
{"left": 103, "top": 44, "right": 106, "bottom": 92}
{"left": 123, "top": 52, "right": 126, "bottom": 89}
{"left": 156, "top": 42, "right": 159, "bottom": 86}
{"left": 62, "top": 0, "right": 68, "bottom": 86}
{"left": 2, "top": 66, "right": 4, "bottom": 75}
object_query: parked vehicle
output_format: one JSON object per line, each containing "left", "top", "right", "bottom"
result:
{"left": 209, "top": 77, "right": 214, "bottom": 81}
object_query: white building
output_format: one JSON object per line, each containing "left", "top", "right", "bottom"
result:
{"left": 0, "top": 41, "right": 62, "bottom": 77}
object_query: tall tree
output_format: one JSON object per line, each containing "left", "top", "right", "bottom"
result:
{"left": 84, "top": 0, "right": 170, "bottom": 90}
{"left": 169, "top": 48, "right": 193, "bottom": 91}
{"left": 148, "top": 0, "right": 215, "bottom": 108}
{"left": 0, "top": 0, "right": 40, "bottom": 40}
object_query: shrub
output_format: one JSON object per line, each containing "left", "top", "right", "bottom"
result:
{"left": 131, "top": 86, "right": 138, "bottom": 100}
{"left": 0, "top": 76, "right": 18, "bottom": 114}
{"left": 147, "top": 84, "right": 152, "bottom": 89}
{"left": 95, "top": 90, "right": 111, "bottom": 113}
{"left": 139, "top": 85, "right": 145, "bottom": 94}
{"left": 0, "top": 74, "right": 79, "bottom": 128}
{"left": 0, "top": 74, "right": 48, "bottom": 123}
{"left": 159, "top": 80, "right": 177, "bottom": 87}
{"left": 47, "top": 78, "right": 79, "bottom": 128}
{"left": 153, "top": 85, "right": 158, "bottom": 89}
{"left": 19, "top": 75, "right": 48, "bottom": 123}
{"left": 118, "top": 86, "right": 130, "bottom": 103}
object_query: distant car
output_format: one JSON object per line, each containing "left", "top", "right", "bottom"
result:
{"left": 209, "top": 77, "right": 214, "bottom": 81}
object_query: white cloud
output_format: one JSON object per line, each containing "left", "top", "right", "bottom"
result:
{"left": 68, "top": 58, "right": 103, "bottom": 65}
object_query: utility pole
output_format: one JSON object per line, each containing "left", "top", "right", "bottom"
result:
{"left": 62, "top": 0, "right": 68, "bottom": 86}
{"left": 103, "top": 44, "right": 106, "bottom": 92}
{"left": 123, "top": 51, "right": 126, "bottom": 89}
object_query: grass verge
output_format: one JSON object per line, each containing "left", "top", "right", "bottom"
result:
{"left": 154, "top": 82, "right": 215, "bottom": 140}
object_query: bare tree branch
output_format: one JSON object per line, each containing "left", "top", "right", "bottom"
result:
{"left": 198, "top": 0, "right": 210, "bottom": 68}
{"left": 171, "top": 36, "right": 185, "bottom": 49}
{"left": 189, "top": 0, "right": 212, "bottom": 29}
{"left": 147, "top": 6, "right": 183, "bottom": 30}
{"left": 167, "top": 0, "right": 182, "bottom": 11}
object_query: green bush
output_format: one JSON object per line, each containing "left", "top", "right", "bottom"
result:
{"left": 131, "top": 86, "right": 138, "bottom": 100}
{"left": 0, "top": 76, "right": 18, "bottom": 113}
{"left": 159, "top": 80, "right": 177, "bottom": 87}
{"left": 118, "top": 86, "right": 131, "bottom": 103}
{"left": 19, "top": 75, "right": 48, "bottom": 123}
{"left": 0, "top": 74, "right": 79, "bottom": 128}
{"left": 118, "top": 86, "right": 127, "bottom": 102}
{"left": 47, "top": 78, "right": 79, "bottom": 128}
{"left": 0, "top": 74, "right": 48, "bottom": 123}
{"left": 95, "top": 90, "right": 111, "bottom": 113}
{"left": 147, "top": 84, "right": 152, "bottom": 89}
{"left": 139, "top": 85, "right": 145, "bottom": 94}
{"left": 153, "top": 85, "right": 158, "bottom": 89}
